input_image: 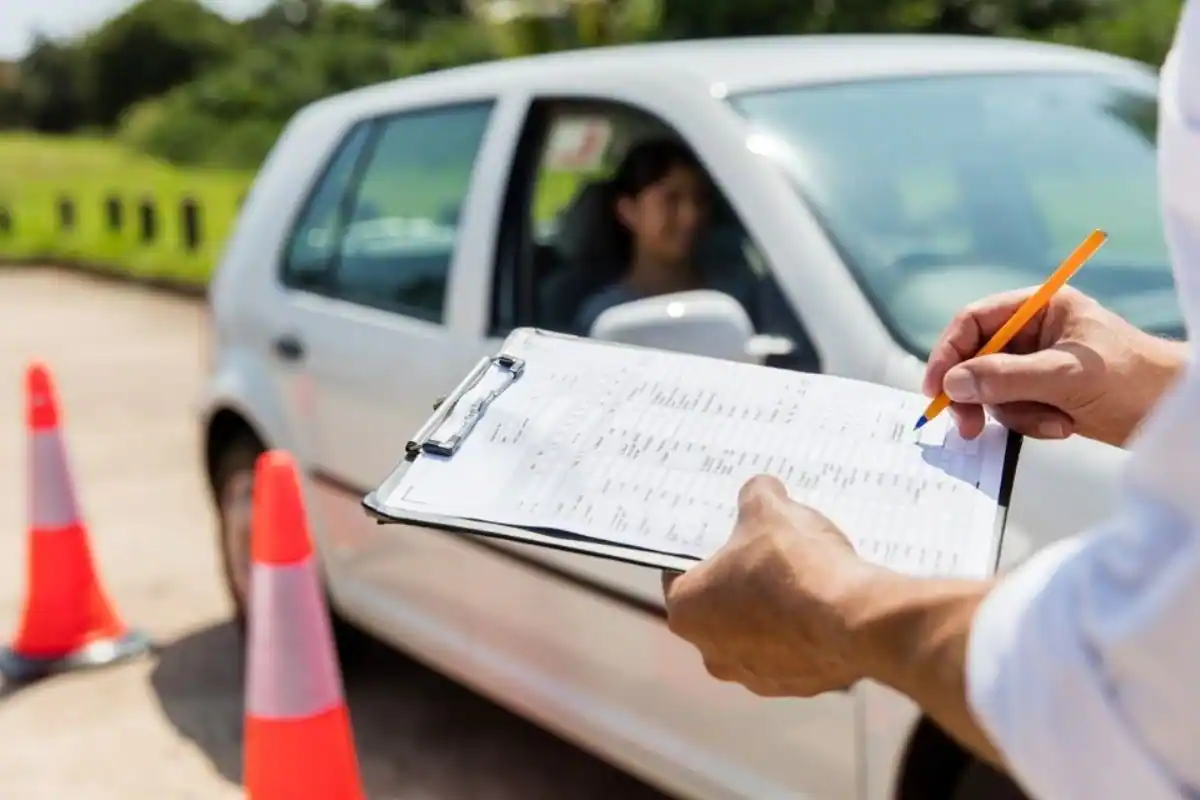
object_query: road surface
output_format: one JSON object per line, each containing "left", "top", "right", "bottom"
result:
{"left": 0, "top": 268, "right": 672, "bottom": 800}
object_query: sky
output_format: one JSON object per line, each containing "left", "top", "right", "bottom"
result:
{"left": 1, "top": 0, "right": 372, "bottom": 60}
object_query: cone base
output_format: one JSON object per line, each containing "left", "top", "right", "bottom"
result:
{"left": 0, "top": 629, "right": 152, "bottom": 683}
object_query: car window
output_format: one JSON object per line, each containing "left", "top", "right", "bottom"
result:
{"left": 333, "top": 101, "right": 493, "bottom": 322}
{"left": 282, "top": 122, "right": 374, "bottom": 286}
{"left": 500, "top": 99, "right": 821, "bottom": 371}
{"left": 730, "top": 71, "right": 1182, "bottom": 355}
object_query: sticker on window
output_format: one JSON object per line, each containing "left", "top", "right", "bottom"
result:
{"left": 544, "top": 118, "right": 613, "bottom": 171}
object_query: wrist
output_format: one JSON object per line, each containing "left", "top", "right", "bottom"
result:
{"left": 1140, "top": 331, "right": 1187, "bottom": 381}
{"left": 839, "top": 568, "right": 990, "bottom": 694}
{"left": 1122, "top": 332, "right": 1189, "bottom": 445}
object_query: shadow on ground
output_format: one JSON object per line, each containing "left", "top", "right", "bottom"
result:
{"left": 149, "top": 621, "right": 674, "bottom": 800}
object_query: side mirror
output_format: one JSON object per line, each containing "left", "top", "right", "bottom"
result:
{"left": 589, "top": 289, "right": 794, "bottom": 364}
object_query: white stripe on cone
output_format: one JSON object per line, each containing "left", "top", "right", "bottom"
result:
{"left": 29, "top": 430, "right": 80, "bottom": 530}
{"left": 245, "top": 555, "right": 344, "bottom": 720}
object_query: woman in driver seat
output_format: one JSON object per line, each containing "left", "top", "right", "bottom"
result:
{"left": 573, "top": 138, "right": 716, "bottom": 334}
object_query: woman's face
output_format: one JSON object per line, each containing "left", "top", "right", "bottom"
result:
{"left": 616, "top": 164, "right": 710, "bottom": 266}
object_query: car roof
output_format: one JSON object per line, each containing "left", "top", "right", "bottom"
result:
{"left": 322, "top": 34, "right": 1153, "bottom": 114}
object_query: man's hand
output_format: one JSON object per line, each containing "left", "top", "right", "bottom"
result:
{"left": 663, "top": 475, "right": 881, "bottom": 697}
{"left": 924, "top": 286, "right": 1185, "bottom": 448}
{"left": 663, "top": 476, "right": 1005, "bottom": 765}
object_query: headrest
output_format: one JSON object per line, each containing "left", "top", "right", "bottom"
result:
{"left": 552, "top": 180, "right": 622, "bottom": 267}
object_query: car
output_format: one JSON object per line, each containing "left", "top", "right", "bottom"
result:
{"left": 201, "top": 34, "right": 1179, "bottom": 800}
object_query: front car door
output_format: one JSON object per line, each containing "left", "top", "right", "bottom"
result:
{"left": 473, "top": 76, "right": 865, "bottom": 798}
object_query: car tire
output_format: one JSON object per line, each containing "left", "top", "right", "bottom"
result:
{"left": 212, "top": 434, "right": 367, "bottom": 665}
{"left": 952, "top": 760, "right": 1028, "bottom": 800}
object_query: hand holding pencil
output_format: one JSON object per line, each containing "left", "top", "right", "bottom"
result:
{"left": 918, "top": 230, "right": 1176, "bottom": 447}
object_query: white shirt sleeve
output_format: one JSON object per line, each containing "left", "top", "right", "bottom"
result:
{"left": 966, "top": 477, "right": 1200, "bottom": 799}
{"left": 966, "top": 6, "right": 1200, "bottom": 794}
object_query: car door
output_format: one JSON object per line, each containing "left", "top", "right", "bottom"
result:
{"left": 274, "top": 99, "right": 502, "bottom": 568}
{"left": 490, "top": 94, "right": 828, "bottom": 619}
{"left": 483, "top": 90, "right": 859, "bottom": 798}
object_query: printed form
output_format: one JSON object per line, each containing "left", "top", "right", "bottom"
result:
{"left": 383, "top": 330, "right": 1012, "bottom": 580}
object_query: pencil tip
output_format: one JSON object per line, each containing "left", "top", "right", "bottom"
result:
{"left": 913, "top": 416, "right": 928, "bottom": 431}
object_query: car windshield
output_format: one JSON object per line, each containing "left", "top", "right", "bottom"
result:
{"left": 728, "top": 71, "right": 1183, "bottom": 356}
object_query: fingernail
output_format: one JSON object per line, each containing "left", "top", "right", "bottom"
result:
{"left": 943, "top": 369, "right": 979, "bottom": 403}
{"left": 1038, "top": 420, "right": 1067, "bottom": 438}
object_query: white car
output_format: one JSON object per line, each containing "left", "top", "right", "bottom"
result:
{"left": 201, "top": 35, "right": 1179, "bottom": 800}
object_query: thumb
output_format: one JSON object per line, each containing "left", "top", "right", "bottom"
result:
{"left": 943, "top": 349, "right": 1078, "bottom": 407}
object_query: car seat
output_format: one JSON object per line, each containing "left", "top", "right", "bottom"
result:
{"left": 537, "top": 179, "right": 626, "bottom": 333}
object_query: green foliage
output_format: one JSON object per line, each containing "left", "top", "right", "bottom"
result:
{"left": 382, "top": 0, "right": 468, "bottom": 24}
{"left": 659, "top": 0, "right": 1112, "bottom": 39}
{"left": 119, "top": 29, "right": 408, "bottom": 168}
{"left": 398, "top": 17, "right": 498, "bottom": 72}
{"left": 485, "top": 0, "right": 663, "bottom": 58}
{"left": 0, "top": 0, "right": 1188, "bottom": 174}
{"left": 12, "top": 37, "right": 92, "bottom": 132}
{"left": 1045, "top": 0, "right": 1184, "bottom": 66}
{"left": 86, "top": 0, "right": 244, "bottom": 127}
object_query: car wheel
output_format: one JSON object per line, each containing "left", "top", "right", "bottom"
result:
{"left": 952, "top": 760, "right": 1028, "bottom": 800}
{"left": 212, "top": 435, "right": 367, "bottom": 663}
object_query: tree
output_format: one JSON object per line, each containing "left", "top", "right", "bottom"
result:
{"left": 1045, "top": 0, "right": 1183, "bottom": 65}
{"left": 658, "top": 0, "right": 1116, "bottom": 39}
{"left": 86, "top": 0, "right": 243, "bottom": 127}
{"left": 383, "top": 0, "right": 470, "bottom": 31}
{"left": 477, "top": 0, "right": 662, "bottom": 57}
{"left": 17, "top": 36, "right": 91, "bottom": 132}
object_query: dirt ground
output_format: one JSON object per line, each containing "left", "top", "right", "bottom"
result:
{"left": 0, "top": 268, "right": 671, "bottom": 800}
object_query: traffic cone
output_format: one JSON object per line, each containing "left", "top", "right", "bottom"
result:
{"left": 243, "top": 450, "right": 364, "bottom": 800}
{"left": 0, "top": 362, "right": 150, "bottom": 683}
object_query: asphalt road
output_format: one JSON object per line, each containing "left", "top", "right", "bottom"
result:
{"left": 0, "top": 268, "right": 672, "bottom": 800}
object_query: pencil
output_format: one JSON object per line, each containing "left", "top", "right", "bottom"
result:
{"left": 914, "top": 228, "right": 1109, "bottom": 431}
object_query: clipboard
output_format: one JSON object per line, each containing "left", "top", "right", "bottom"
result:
{"left": 404, "top": 353, "right": 526, "bottom": 459}
{"left": 362, "top": 329, "right": 1024, "bottom": 575}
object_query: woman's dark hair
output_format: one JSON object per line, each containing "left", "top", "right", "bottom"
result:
{"left": 606, "top": 138, "right": 704, "bottom": 264}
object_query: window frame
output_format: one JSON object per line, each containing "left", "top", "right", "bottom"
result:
{"left": 490, "top": 95, "right": 824, "bottom": 372}
{"left": 279, "top": 98, "right": 498, "bottom": 324}
{"left": 279, "top": 118, "right": 379, "bottom": 293}
{"left": 488, "top": 99, "right": 552, "bottom": 336}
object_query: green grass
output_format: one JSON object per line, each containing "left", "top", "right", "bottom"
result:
{"left": 0, "top": 134, "right": 251, "bottom": 285}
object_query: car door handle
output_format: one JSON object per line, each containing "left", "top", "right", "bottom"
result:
{"left": 272, "top": 334, "right": 306, "bottom": 362}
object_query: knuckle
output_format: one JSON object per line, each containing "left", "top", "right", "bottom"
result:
{"left": 952, "top": 303, "right": 984, "bottom": 326}
{"left": 703, "top": 657, "right": 738, "bottom": 682}
{"left": 738, "top": 475, "right": 784, "bottom": 512}
{"left": 665, "top": 607, "right": 692, "bottom": 639}
{"left": 738, "top": 491, "right": 770, "bottom": 522}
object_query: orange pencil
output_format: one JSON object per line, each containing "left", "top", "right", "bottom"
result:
{"left": 915, "top": 228, "right": 1109, "bottom": 430}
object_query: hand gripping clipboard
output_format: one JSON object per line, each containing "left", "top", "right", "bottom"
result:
{"left": 360, "top": 336, "right": 702, "bottom": 573}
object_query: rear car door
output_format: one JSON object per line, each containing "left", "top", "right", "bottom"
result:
{"left": 273, "top": 99, "right": 500, "bottom": 568}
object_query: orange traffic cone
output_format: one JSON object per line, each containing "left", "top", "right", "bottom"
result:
{"left": 243, "top": 450, "right": 364, "bottom": 800}
{"left": 0, "top": 363, "right": 150, "bottom": 683}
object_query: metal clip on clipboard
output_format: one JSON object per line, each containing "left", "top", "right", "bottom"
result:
{"left": 404, "top": 354, "right": 525, "bottom": 459}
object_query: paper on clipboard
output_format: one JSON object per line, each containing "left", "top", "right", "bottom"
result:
{"left": 366, "top": 328, "right": 1020, "bottom": 578}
